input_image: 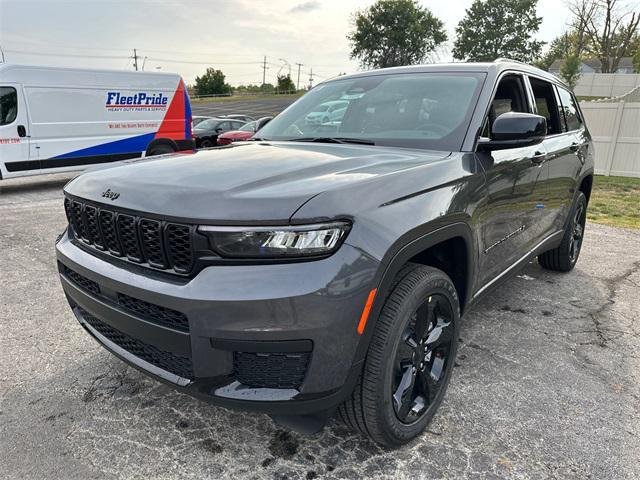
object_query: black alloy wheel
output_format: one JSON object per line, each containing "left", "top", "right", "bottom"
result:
{"left": 539, "top": 191, "right": 588, "bottom": 272}
{"left": 339, "top": 264, "right": 460, "bottom": 447}
{"left": 569, "top": 201, "right": 586, "bottom": 264}
{"left": 392, "top": 294, "right": 455, "bottom": 425}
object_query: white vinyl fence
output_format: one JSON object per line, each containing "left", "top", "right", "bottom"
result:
{"left": 580, "top": 101, "right": 640, "bottom": 177}
{"left": 574, "top": 73, "right": 640, "bottom": 98}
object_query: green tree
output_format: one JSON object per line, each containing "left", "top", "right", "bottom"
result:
{"left": 560, "top": 55, "right": 582, "bottom": 89}
{"left": 348, "top": 0, "right": 447, "bottom": 69}
{"left": 194, "top": 68, "right": 232, "bottom": 96}
{"left": 533, "top": 32, "right": 580, "bottom": 71}
{"left": 453, "top": 0, "right": 544, "bottom": 62}
{"left": 276, "top": 74, "right": 296, "bottom": 93}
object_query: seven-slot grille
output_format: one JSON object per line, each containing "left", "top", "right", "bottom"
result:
{"left": 64, "top": 197, "right": 194, "bottom": 275}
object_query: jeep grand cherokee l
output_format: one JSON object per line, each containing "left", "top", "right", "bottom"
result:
{"left": 56, "top": 60, "right": 594, "bottom": 447}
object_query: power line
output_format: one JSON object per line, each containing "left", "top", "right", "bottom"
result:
{"left": 1, "top": 40, "right": 256, "bottom": 57}
{"left": 146, "top": 57, "right": 261, "bottom": 65}
{"left": 4, "top": 49, "right": 128, "bottom": 60}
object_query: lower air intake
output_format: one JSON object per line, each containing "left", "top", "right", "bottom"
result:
{"left": 79, "top": 309, "right": 194, "bottom": 380}
{"left": 233, "top": 351, "right": 310, "bottom": 389}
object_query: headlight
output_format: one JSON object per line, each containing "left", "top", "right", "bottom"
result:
{"left": 198, "top": 222, "right": 351, "bottom": 258}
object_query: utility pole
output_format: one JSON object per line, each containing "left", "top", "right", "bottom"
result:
{"left": 132, "top": 49, "right": 139, "bottom": 71}
{"left": 295, "top": 63, "right": 303, "bottom": 91}
{"left": 308, "top": 67, "right": 314, "bottom": 89}
{"left": 262, "top": 56, "right": 267, "bottom": 86}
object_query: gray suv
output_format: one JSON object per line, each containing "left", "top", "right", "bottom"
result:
{"left": 56, "top": 60, "right": 594, "bottom": 447}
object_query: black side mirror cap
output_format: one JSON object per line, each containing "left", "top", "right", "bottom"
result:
{"left": 478, "top": 112, "right": 547, "bottom": 151}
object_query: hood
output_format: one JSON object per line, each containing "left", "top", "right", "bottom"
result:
{"left": 64, "top": 142, "right": 451, "bottom": 224}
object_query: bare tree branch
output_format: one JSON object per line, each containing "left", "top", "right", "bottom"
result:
{"left": 567, "top": 0, "right": 640, "bottom": 72}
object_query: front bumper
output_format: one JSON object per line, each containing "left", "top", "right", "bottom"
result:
{"left": 56, "top": 231, "right": 379, "bottom": 414}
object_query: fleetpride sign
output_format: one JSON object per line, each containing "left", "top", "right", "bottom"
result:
{"left": 105, "top": 92, "right": 169, "bottom": 111}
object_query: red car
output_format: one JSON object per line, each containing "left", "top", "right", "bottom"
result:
{"left": 217, "top": 117, "right": 273, "bottom": 145}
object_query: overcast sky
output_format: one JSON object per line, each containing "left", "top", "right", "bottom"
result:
{"left": 0, "top": 0, "right": 571, "bottom": 86}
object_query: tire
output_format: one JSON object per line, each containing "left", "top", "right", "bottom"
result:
{"left": 339, "top": 265, "right": 460, "bottom": 447}
{"left": 538, "top": 191, "right": 587, "bottom": 272}
{"left": 200, "top": 139, "right": 214, "bottom": 148}
{"left": 146, "top": 144, "right": 175, "bottom": 156}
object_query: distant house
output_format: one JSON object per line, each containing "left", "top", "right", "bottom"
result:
{"left": 549, "top": 57, "right": 635, "bottom": 74}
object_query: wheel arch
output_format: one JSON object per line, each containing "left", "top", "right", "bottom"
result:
{"left": 579, "top": 173, "right": 593, "bottom": 204}
{"left": 353, "top": 222, "right": 475, "bottom": 364}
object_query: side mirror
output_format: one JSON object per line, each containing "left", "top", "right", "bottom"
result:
{"left": 215, "top": 127, "right": 223, "bottom": 133}
{"left": 478, "top": 112, "right": 546, "bottom": 151}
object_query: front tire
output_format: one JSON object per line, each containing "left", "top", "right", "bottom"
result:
{"left": 538, "top": 192, "right": 587, "bottom": 272}
{"left": 339, "top": 265, "right": 460, "bottom": 447}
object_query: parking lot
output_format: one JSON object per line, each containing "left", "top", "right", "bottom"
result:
{"left": 1, "top": 172, "right": 639, "bottom": 480}
{"left": 191, "top": 96, "right": 297, "bottom": 119}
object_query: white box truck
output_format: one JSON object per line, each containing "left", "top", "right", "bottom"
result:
{"left": 0, "top": 64, "right": 194, "bottom": 179}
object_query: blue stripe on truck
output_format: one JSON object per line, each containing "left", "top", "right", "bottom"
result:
{"left": 54, "top": 132, "right": 156, "bottom": 159}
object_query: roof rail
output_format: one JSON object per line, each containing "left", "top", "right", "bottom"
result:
{"left": 493, "top": 57, "right": 527, "bottom": 65}
{"left": 493, "top": 58, "right": 528, "bottom": 65}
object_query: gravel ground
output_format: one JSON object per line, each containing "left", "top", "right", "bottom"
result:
{"left": 1, "top": 173, "right": 639, "bottom": 480}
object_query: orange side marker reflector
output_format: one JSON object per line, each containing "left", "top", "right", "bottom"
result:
{"left": 357, "top": 289, "right": 377, "bottom": 335}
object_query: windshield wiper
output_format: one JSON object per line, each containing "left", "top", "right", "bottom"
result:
{"left": 293, "top": 137, "right": 376, "bottom": 146}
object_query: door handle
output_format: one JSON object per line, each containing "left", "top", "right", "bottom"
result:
{"left": 531, "top": 151, "right": 546, "bottom": 164}
{"left": 17, "top": 125, "right": 27, "bottom": 138}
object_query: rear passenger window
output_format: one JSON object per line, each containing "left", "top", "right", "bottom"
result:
{"left": 528, "top": 77, "right": 562, "bottom": 135}
{"left": 0, "top": 87, "right": 18, "bottom": 126}
{"left": 557, "top": 87, "right": 583, "bottom": 131}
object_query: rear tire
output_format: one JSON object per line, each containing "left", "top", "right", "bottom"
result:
{"left": 339, "top": 265, "right": 460, "bottom": 447}
{"left": 538, "top": 192, "right": 587, "bottom": 272}
{"left": 200, "top": 139, "right": 214, "bottom": 148}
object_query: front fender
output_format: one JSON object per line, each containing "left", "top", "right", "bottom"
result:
{"left": 350, "top": 220, "right": 475, "bottom": 367}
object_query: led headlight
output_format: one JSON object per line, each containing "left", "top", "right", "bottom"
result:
{"left": 198, "top": 222, "right": 351, "bottom": 258}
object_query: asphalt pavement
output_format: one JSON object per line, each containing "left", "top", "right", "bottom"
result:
{"left": 191, "top": 96, "right": 296, "bottom": 119}
{"left": 1, "top": 172, "right": 639, "bottom": 480}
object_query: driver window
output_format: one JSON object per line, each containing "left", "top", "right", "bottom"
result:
{"left": 481, "top": 75, "right": 530, "bottom": 138}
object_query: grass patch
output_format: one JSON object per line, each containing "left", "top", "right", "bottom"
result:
{"left": 587, "top": 175, "right": 640, "bottom": 229}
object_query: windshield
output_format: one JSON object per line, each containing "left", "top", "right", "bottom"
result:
{"left": 239, "top": 121, "right": 257, "bottom": 132}
{"left": 258, "top": 72, "right": 486, "bottom": 150}
{"left": 194, "top": 119, "right": 219, "bottom": 130}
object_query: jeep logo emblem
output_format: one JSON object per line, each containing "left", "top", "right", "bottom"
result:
{"left": 102, "top": 188, "right": 120, "bottom": 201}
